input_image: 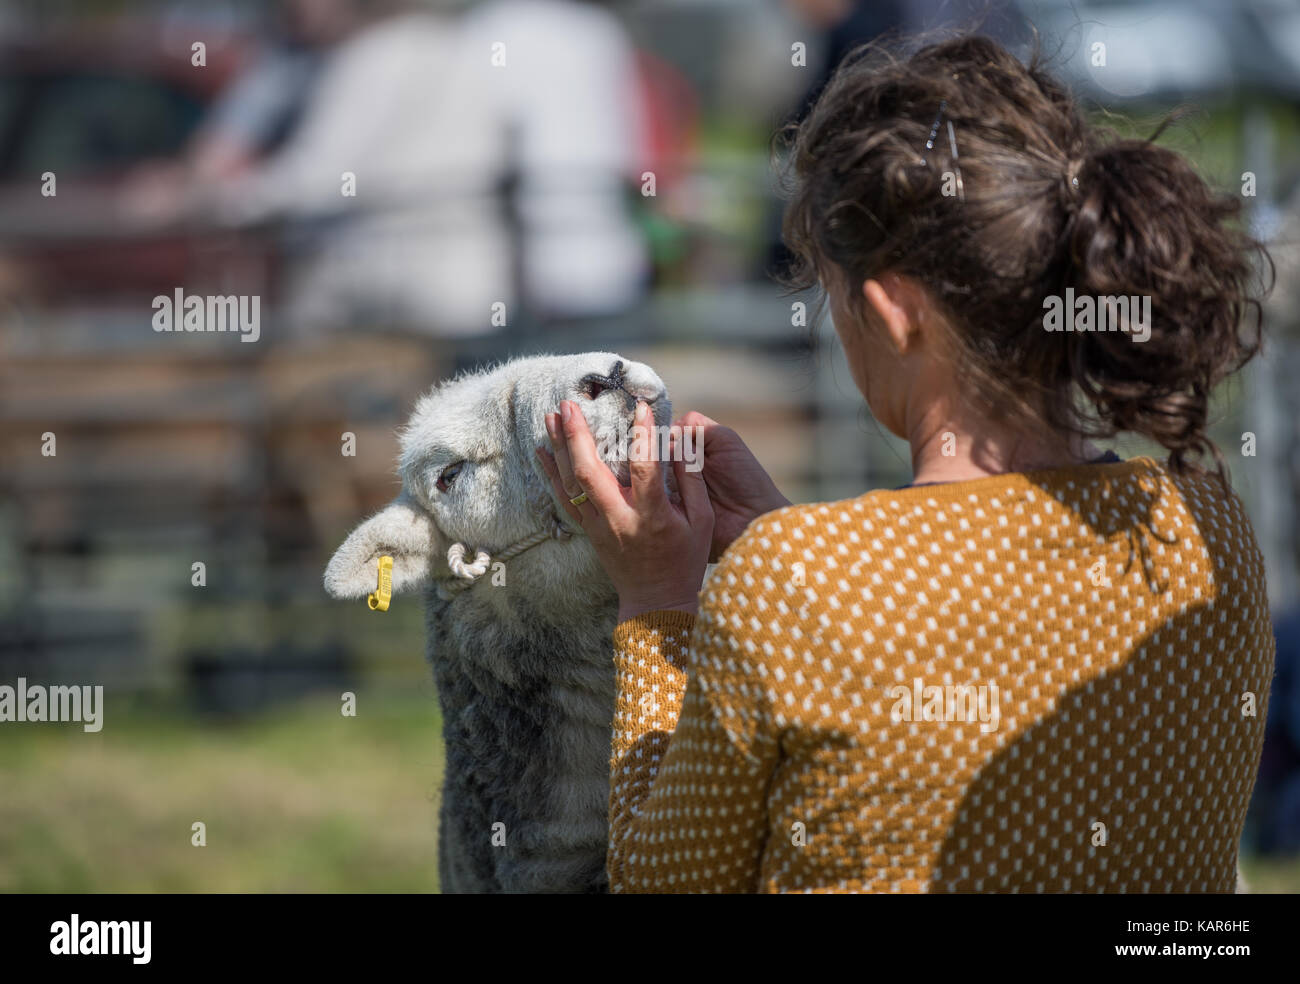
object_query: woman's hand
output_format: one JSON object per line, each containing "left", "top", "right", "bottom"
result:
{"left": 537, "top": 400, "right": 714, "bottom": 623}
{"left": 674, "top": 411, "right": 791, "bottom": 562}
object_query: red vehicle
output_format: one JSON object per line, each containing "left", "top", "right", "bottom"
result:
{"left": 0, "top": 22, "right": 264, "bottom": 305}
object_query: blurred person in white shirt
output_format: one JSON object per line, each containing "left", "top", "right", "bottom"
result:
{"left": 208, "top": 0, "right": 648, "bottom": 337}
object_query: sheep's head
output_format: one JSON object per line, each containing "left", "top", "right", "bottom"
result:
{"left": 324, "top": 352, "right": 670, "bottom": 603}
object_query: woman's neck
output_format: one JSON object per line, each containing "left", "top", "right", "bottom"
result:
{"left": 907, "top": 410, "right": 1102, "bottom": 486}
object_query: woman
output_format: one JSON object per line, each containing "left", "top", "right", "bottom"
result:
{"left": 538, "top": 34, "right": 1276, "bottom": 893}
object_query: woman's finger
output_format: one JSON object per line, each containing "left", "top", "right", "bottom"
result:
{"left": 535, "top": 444, "right": 585, "bottom": 526}
{"left": 630, "top": 401, "right": 667, "bottom": 512}
{"left": 675, "top": 410, "right": 719, "bottom": 430}
{"left": 546, "top": 410, "right": 592, "bottom": 509}
{"left": 558, "top": 400, "right": 628, "bottom": 520}
{"left": 672, "top": 426, "right": 712, "bottom": 529}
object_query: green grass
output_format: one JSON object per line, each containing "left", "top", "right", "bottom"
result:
{"left": 1239, "top": 854, "right": 1300, "bottom": 895}
{"left": 2, "top": 686, "right": 1297, "bottom": 893}
{"left": 0, "top": 690, "right": 444, "bottom": 892}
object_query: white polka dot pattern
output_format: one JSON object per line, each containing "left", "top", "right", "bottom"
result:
{"left": 607, "top": 457, "right": 1274, "bottom": 893}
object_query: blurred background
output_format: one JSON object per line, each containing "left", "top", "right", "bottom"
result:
{"left": 2, "top": 0, "right": 1299, "bottom": 892}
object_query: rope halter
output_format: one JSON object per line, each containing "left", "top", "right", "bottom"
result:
{"left": 436, "top": 514, "right": 573, "bottom": 600}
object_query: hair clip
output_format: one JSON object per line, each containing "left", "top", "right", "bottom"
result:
{"left": 918, "top": 100, "right": 947, "bottom": 167}
{"left": 917, "top": 100, "right": 965, "bottom": 202}
{"left": 946, "top": 119, "right": 966, "bottom": 202}
{"left": 1064, "top": 157, "right": 1084, "bottom": 199}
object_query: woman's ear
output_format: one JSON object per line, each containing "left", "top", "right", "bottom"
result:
{"left": 862, "top": 274, "right": 924, "bottom": 357}
{"left": 324, "top": 492, "right": 441, "bottom": 600}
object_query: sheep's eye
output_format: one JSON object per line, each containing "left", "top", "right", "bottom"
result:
{"left": 583, "top": 379, "right": 606, "bottom": 399}
{"left": 436, "top": 461, "right": 465, "bottom": 493}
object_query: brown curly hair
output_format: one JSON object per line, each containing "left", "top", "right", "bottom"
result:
{"left": 777, "top": 32, "right": 1274, "bottom": 478}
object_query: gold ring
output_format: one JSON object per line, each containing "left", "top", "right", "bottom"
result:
{"left": 569, "top": 491, "right": 589, "bottom": 506}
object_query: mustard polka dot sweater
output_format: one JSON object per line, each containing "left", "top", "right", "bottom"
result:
{"left": 608, "top": 456, "right": 1275, "bottom": 893}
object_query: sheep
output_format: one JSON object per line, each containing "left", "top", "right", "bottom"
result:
{"left": 324, "top": 352, "right": 671, "bottom": 893}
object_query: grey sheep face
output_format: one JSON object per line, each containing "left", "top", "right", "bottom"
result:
{"left": 324, "top": 352, "right": 670, "bottom": 601}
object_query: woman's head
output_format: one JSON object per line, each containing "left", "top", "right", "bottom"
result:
{"left": 779, "top": 33, "right": 1272, "bottom": 476}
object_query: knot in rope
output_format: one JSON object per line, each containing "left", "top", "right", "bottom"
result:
{"left": 436, "top": 514, "right": 573, "bottom": 600}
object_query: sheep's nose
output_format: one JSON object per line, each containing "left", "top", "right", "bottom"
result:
{"left": 625, "top": 383, "right": 664, "bottom": 404}
{"left": 620, "top": 361, "right": 667, "bottom": 404}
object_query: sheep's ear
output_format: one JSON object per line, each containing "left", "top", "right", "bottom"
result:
{"left": 324, "top": 493, "right": 440, "bottom": 600}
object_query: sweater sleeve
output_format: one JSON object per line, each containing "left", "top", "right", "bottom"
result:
{"left": 607, "top": 605, "right": 779, "bottom": 893}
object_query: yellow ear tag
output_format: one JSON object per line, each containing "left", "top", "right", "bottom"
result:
{"left": 367, "top": 555, "right": 394, "bottom": 612}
